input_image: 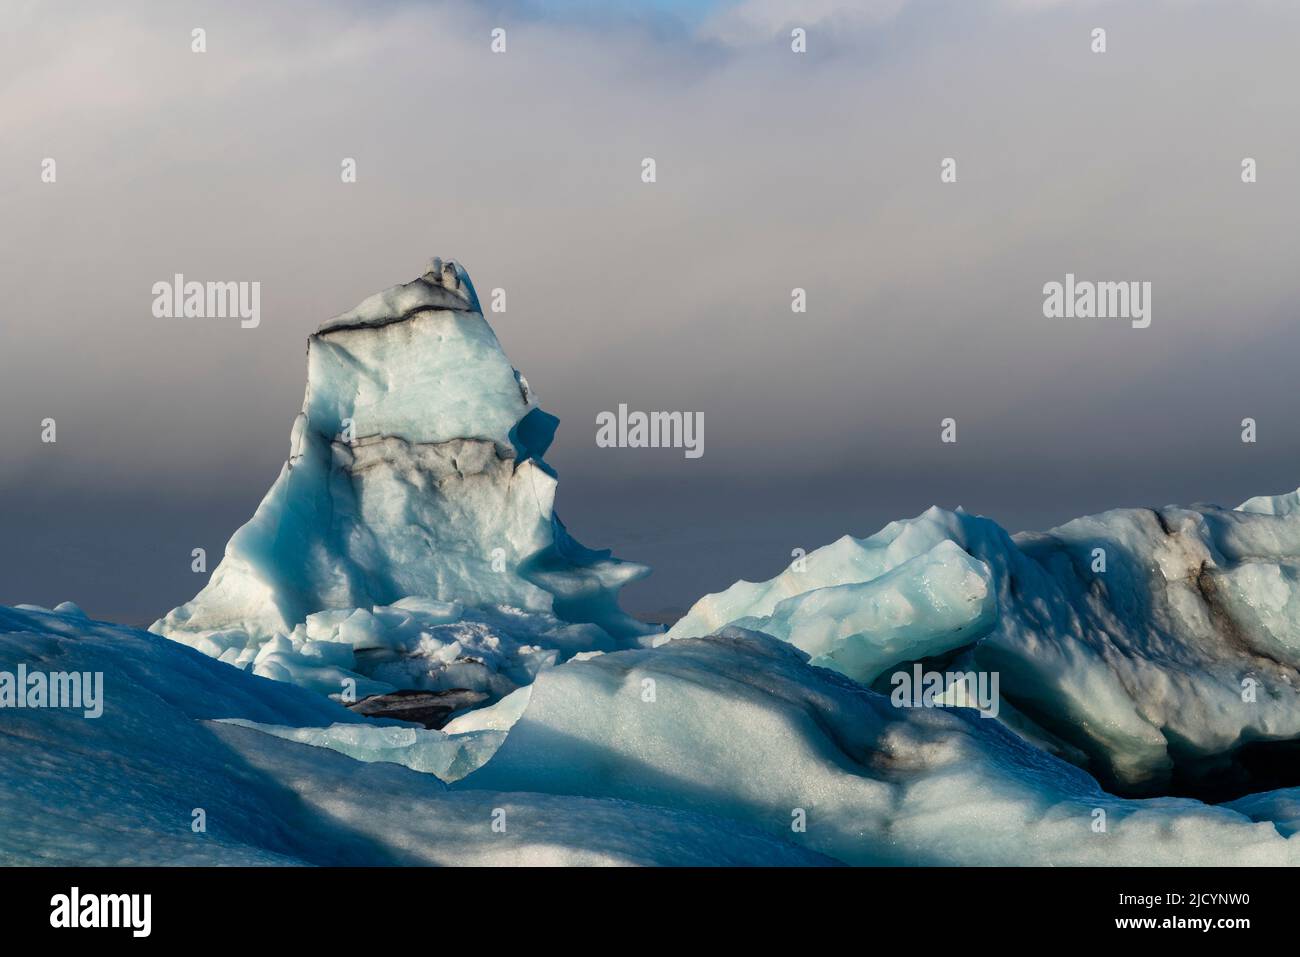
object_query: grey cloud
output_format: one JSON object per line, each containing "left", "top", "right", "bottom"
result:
{"left": 3, "top": 0, "right": 1299, "bottom": 622}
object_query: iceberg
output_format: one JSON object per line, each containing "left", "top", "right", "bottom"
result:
{"left": 0, "top": 606, "right": 828, "bottom": 866}
{"left": 11, "top": 601, "right": 1300, "bottom": 866}
{"left": 666, "top": 496, "right": 1300, "bottom": 799}
{"left": 15, "top": 253, "right": 1300, "bottom": 867}
{"left": 463, "top": 627, "right": 1300, "bottom": 865}
{"left": 152, "top": 259, "right": 656, "bottom": 699}
{"left": 726, "top": 539, "right": 995, "bottom": 685}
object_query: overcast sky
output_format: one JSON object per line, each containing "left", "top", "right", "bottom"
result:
{"left": 4, "top": 0, "right": 1300, "bottom": 623}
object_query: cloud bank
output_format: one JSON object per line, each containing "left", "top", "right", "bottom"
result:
{"left": 3, "top": 0, "right": 1299, "bottom": 620}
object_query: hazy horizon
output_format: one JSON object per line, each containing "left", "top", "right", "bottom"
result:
{"left": 5, "top": 0, "right": 1300, "bottom": 624}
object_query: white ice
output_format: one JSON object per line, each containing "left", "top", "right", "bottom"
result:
{"left": 0, "top": 606, "right": 827, "bottom": 866}
{"left": 464, "top": 627, "right": 1300, "bottom": 865}
{"left": 667, "top": 496, "right": 1300, "bottom": 794}
{"left": 153, "top": 260, "right": 655, "bottom": 698}
{"left": 23, "top": 257, "right": 1300, "bottom": 865}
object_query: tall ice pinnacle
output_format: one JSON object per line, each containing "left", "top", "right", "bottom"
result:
{"left": 153, "top": 259, "right": 652, "bottom": 663}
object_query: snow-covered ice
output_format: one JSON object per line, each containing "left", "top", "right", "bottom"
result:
{"left": 152, "top": 259, "right": 655, "bottom": 702}
{"left": 14, "top": 600, "right": 1300, "bottom": 866}
{"left": 464, "top": 627, "right": 1300, "bottom": 865}
{"left": 667, "top": 496, "right": 1300, "bottom": 797}
{"left": 13, "top": 258, "right": 1300, "bottom": 866}
{"left": 725, "top": 539, "right": 994, "bottom": 685}
{"left": 152, "top": 259, "right": 652, "bottom": 644}
{"left": 0, "top": 606, "right": 828, "bottom": 865}
{"left": 231, "top": 599, "right": 619, "bottom": 704}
